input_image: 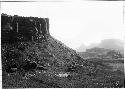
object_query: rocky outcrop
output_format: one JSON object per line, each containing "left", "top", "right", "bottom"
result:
{"left": 1, "top": 13, "right": 49, "bottom": 43}
{"left": 2, "top": 14, "right": 124, "bottom": 88}
{"left": 1, "top": 14, "right": 83, "bottom": 86}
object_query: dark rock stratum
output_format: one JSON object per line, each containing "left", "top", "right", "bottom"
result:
{"left": 1, "top": 14, "right": 124, "bottom": 88}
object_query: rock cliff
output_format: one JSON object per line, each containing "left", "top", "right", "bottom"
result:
{"left": 1, "top": 14, "right": 124, "bottom": 88}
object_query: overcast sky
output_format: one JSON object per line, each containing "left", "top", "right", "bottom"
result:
{"left": 1, "top": 1, "right": 125, "bottom": 49}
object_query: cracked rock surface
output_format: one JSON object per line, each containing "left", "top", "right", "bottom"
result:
{"left": 2, "top": 14, "right": 124, "bottom": 88}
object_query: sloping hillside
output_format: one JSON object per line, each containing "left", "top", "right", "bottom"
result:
{"left": 1, "top": 14, "right": 124, "bottom": 88}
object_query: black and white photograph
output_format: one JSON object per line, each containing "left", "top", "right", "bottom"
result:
{"left": 1, "top": 0, "right": 125, "bottom": 88}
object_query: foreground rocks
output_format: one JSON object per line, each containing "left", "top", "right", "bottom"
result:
{"left": 1, "top": 14, "right": 124, "bottom": 88}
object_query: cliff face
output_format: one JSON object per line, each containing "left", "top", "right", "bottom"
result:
{"left": 1, "top": 13, "right": 49, "bottom": 43}
{"left": 1, "top": 14, "right": 124, "bottom": 88}
{"left": 1, "top": 14, "right": 84, "bottom": 87}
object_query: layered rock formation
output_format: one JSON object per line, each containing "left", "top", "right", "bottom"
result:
{"left": 1, "top": 14, "right": 124, "bottom": 88}
{"left": 1, "top": 13, "right": 49, "bottom": 43}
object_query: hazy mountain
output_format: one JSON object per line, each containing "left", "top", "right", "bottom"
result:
{"left": 87, "top": 43, "right": 99, "bottom": 49}
{"left": 2, "top": 14, "right": 124, "bottom": 88}
{"left": 76, "top": 44, "right": 87, "bottom": 52}
{"left": 78, "top": 47, "right": 123, "bottom": 59}
{"left": 99, "top": 39, "right": 124, "bottom": 53}
{"left": 76, "top": 39, "right": 124, "bottom": 54}
{"left": 76, "top": 43, "right": 99, "bottom": 52}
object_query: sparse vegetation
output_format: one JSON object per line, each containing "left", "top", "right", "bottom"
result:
{"left": 2, "top": 14, "right": 124, "bottom": 88}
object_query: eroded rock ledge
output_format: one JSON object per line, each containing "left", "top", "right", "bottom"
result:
{"left": 1, "top": 13, "right": 50, "bottom": 43}
{"left": 2, "top": 14, "right": 124, "bottom": 88}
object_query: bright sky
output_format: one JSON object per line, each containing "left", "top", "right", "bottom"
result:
{"left": 1, "top": 1, "right": 125, "bottom": 49}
